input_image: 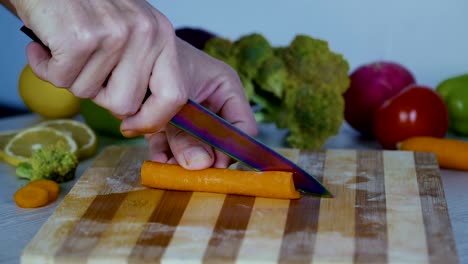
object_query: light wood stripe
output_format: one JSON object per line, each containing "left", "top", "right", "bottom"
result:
{"left": 278, "top": 151, "right": 324, "bottom": 263}
{"left": 21, "top": 146, "right": 130, "bottom": 263}
{"left": 236, "top": 148, "right": 301, "bottom": 263}
{"left": 161, "top": 192, "right": 226, "bottom": 263}
{"left": 236, "top": 198, "right": 290, "bottom": 263}
{"left": 128, "top": 191, "right": 193, "bottom": 263}
{"left": 55, "top": 147, "right": 146, "bottom": 259}
{"left": 87, "top": 189, "right": 165, "bottom": 263}
{"left": 354, "top": 150, "right": 388, "bottom": 263}
{"left": 413, "top": 152, "right": 459, "bottom": 264}
{"left": 312, "top": 150, "right": 357, "bottom": 263}
{"left": 203, "top": 195, "right": 255, "bottom": 263}
{"left": 383, "top": 151, "right": 429, "bottom": 263}
{"left": 56, "top": 192, "right": 128, "bottom": 259}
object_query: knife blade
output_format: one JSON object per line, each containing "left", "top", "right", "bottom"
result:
{"left": 20, "top": 26, "right": 332, "bottom": 197}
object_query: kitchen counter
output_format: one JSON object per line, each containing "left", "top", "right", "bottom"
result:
{"left": 0, "top": 114, "right": 466, "bottom": 264}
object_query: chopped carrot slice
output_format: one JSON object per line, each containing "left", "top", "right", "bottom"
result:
{"left": 14, "top": 185, "right": 49, "bottom": 208}
{"left": 28, "top": 180, "right": 60, "bottom": 202}
{"left": 140, "top": 161, "right": 300, "bottom": 199}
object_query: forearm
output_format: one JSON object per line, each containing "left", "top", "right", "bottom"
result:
{"left": 0, "top": 0, "right": 18, "bottom": 17}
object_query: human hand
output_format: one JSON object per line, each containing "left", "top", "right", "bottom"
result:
{"left": 11, "top": 0, "right": 257, "bottom": 169}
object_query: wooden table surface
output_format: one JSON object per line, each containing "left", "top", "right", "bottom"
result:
{"left": 0, "top": 114, "right": 467, "bottom": 264}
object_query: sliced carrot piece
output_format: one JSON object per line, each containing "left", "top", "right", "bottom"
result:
{"left": 28, "top": 180, "right": 60, "bottom": 202}
{"left": 140, "top": 161, "right": 300, "bottom": 199}
{"left": 14, "top": 185, "right": 49, "bottom": 208}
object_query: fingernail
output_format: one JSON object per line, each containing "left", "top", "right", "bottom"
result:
{"left": 182, "top": 146, "right": 212, "bottom": 169}
{"left": 121, "top": 130, "right": 139, "bottom": 138}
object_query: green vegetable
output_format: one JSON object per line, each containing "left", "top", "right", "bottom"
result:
{"left": 436, "top": 74, "right": 468, "bottom": 136}
{"left": 204, "top": 33, "right": 350, "bottom": 149}
{"left": 16, "top": 141, "right": 78, "bottom": 183}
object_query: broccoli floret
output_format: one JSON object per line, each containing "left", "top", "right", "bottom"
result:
{"left": 16, "top": 141, "right": 78, "bottom": 183}
{"left": 204, "top": 37, "right": 237, "bottom": 69}
{"left": 281, "top": 35, "right": 350, "bottom": 94}
{"left": 254, "top": 56, "right": 287, "bottom": 99}
{"left": 233, "top": 33, "right": 274, "bottom": 80}
{"left": 282, "top": 80, "right": 345, "bottom": 149}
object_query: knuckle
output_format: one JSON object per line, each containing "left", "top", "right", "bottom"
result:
{"left": 159, "top": 89, "right": 187, "bottom": 108}
{"left": 72, "top": 28, "right": 98, "bottom": 53}
{"left": 134, "top": 15, "right": 158, "bottom": 36}
{"left": 110, "top": 102, "right": 139, "bottom": 117}
{"left": 109, "top": 93, "right": 142, "bottom": 117}
{"left": 47, "top": 75, "right": 72, "bottom": 88}
{"left": 103, "top": 25, "right": 128, "bottom": 51}
{"left": 155, "top": 14, "right": 174, "bottom": 34}
{"left": 68, "top": 85, "right": 98, "bottom": 99}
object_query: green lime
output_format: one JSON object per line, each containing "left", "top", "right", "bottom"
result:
{"left": 80, "top": 99, "right": 124, "bottom": 138}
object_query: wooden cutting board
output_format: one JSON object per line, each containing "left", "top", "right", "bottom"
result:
{"left": 21, "top": 145, "right": 458, "bottom": 264}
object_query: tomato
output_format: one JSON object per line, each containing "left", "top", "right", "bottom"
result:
{"left": 372, "top": 85, "right": 449, "bottom": 149}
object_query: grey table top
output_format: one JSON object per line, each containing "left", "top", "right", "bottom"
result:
{"left": 0, "top": 114, "right": 466, "bottom": 264}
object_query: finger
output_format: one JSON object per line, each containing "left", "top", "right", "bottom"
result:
{"left": 93, "top": 14, "right": 160, "bottom": 117}
{"left": 67, "top": 35, "right": 123, "bottom": 98}
{"left": 145, "top": 130, "right": 172, "bottom": 163}
{"left": 212, "top": 149, "right": 234, "bottom": 168}
{"left": 166, "top": 124, "right": 215, "bottom": 170}
{"left": 26, "top": 32, "right": 94, "bottom": 89}
{"left": 120, "top": 31, "right": 188, "bottom": 136}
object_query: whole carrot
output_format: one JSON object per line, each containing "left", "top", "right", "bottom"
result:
{"left": 397, "top": 136, "right": 468, "bottom": 171}
{"left": 140, "top": 161, "right": 301, "bottom": 199}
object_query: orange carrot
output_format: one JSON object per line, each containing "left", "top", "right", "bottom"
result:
{"left": 28, "top": 180, "right": 60, "bottom": 202}
{"left": 140, "top": 161, "right": 300, "bottom": 199}
{"left": 14, "top": 185, "right": 49, "bottom": 208}
{"left": 397, "top": 136, "right": 468, "bottom": 171}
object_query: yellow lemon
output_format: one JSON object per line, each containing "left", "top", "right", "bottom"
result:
{"left": 3, "top": 126, "right": 77, "bottom": 167}
{"left": 36, "top": 119, "right": 98, "bottom": 160}
{"left": 18, "top": 64, "right": 81, "bottom": 119}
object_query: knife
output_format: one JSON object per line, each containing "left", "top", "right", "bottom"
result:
{"left": 20, "top": 26, "right": 332, "bottom": 197}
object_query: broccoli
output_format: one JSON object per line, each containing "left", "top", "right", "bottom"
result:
{"left": 233, "top": 33, "right": 274, "bottom": 80}
{"left": 205, "top": 33, "right": 276, "bottom": 104}
{"left": 203, "top": 37, "right": 237, "bottom": 69}
{"left": 203, "top": 33, "right": 350, "bottom": 149}
{"left": 16, "top": 141, "right": 78, "bottom": 183}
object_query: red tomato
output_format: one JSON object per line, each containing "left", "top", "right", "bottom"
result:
{"left": 373, "top": 85, "right": 449, "bottom": 149}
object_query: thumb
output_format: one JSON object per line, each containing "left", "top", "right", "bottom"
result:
{"left": 25, "top": 41, "right": 52, "bottom": 82}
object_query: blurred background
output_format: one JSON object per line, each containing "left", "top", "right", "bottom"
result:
{"left": 1, "top": 0, "right": 467, "bottom": 115}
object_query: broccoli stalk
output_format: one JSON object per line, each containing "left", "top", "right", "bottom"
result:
{"left": 16, "top": 141, "right": 78, "bottom": 183}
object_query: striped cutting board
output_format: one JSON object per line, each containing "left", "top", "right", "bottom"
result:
{"left": 21, "top": 145, "right": 458, "bottom": 264}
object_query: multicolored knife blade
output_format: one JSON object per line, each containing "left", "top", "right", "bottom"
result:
{"left": 169, "top": 99, "right": 331, "bottom": 197}
{"left": 20, "top": 26, "right": 332, "bottom": 197}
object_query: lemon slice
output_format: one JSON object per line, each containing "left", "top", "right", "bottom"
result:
{"left": 4, "top": 127, "right": 77, "bottom": 166}
{"left": 0, "top": 129, "right": 19, "bottom": 164}
{"left": 36, "top": 119, "right": 98, "bottom": 160}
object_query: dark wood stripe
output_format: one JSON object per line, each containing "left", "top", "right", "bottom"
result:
{"left": 56, "top": 192, "right": 128, "bottom": 257}
{"left": 354, "top": 150, "right": 388, "bottom": 263}
{"left": 56, "top": 148, "right": 146, "bottom": 257}
{"left": 128, "top": 190, "right": 193, "bottom": 263}
{"left": 413, "top": 152, "right": 459, "bottom": 264}
{"left": 203, "top": 194, "right": 255, "bottom": 263}
{"left": 278, "top": 151, "right": 324, "bottom": 263}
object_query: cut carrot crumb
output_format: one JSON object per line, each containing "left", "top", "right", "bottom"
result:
{"left": 14, "top": 185, "right": 49, "bottom": 208}
{"left": 28, "top": 179, "right": 60, "bottom": 202}
{"left": 140, "top": 161, "right": 300, "bottom": 199}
